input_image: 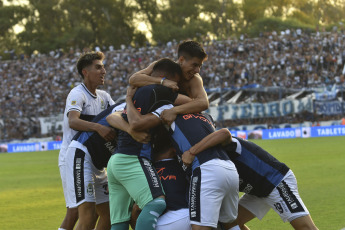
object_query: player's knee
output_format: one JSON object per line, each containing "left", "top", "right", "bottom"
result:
{"left": 290, "top": 215, "right": 318, "bottom": 230}
{"left": 142, "top": 197, "right": 166, "bottom": 218}
{"left": 136, "top": 197, "right": 166, "bottom": 230}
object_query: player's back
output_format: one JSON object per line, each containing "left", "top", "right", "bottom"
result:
{"left": 170, "top": 113, "right": 230, "bottom": 170}
{"left": 224, "top": 137, "right": 290, "bottom": 197}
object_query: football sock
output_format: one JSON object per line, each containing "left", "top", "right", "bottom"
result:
{"left": 135, "top": 197, "right": 166, "bottom": 230}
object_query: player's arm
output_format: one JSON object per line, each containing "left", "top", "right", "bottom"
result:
{"left": 106, "top": 111, "right": 150, "bottom": 144}
{"left": 68, "top": 111, "right": 116, "bottom": 142}
{"left": 161, "top": 74, "right": 209, "bottom": 125}
{"left": 128, "top": 61, "right": 179, "bottom": 91}
{"left": 125, "top": 87, "right": 162, "bottom": 132}
{"left": 182, "top": 128, "right": 232, "bottom": 166}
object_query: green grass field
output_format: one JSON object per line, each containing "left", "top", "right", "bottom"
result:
{"left": 0, "top": 136, "right": 344, "bottom": 230}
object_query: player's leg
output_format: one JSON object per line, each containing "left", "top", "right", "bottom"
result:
{"left": 235, "top": 205, "right": 255, "bottom": 230}
{"left": 65, "top": 147, "right": 98, "bottom": 230}
{"left": 107, "top": 154, "right": 133, "bottom": 230}
{"left": 59, "top": 163, "right": 79, "bottom": 230}
{"left": 76, "top": 202, "right": 97, "bottom": 230}
{"left": 190, "top": 159, "right": 236, "bottom": 230}
{"left": 59, "top": 207, "right": 78, "bottom": 230}
{"left": 95, "top": 202, "right": 110, "bottom": 230}
{"left": 116, "top": 155, "right": 166, "bottom": 230}
{"left": 94, "top": 168, "right": 110, "bottom": 229}
{"left": 217, "top": 160, "right": 240, "bottom": 230}
{"left": 290, "top": 215, "right": 318, "bottom": 230}
{"left": 266, "top": 170, "right": 318, "bottom": 230}
{"left": 236, "top": 193, "right": 271, "bottom": 229}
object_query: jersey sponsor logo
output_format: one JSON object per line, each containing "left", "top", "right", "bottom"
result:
{"left": 74, "top": 158, "right": 84, "bottom": 201}
{"left": 189, "top": 167, "right": 201, "bottom": 222}
{"left": 101, "top": 100, "right": 105, "bottom": 110}
{"left": 190, "top": 176, "right": 199, "bottom": 218}
{"left": 74, "top": 150, "right": 85, "bottom": 203}
{"left": 143, "top": 158, "right": 160, "bottom": 188}
{"left": 274, "top": 203, "right": 284, "bottom": 214}
{"left": 104, "top": 141, "right": 116, "bottom": 153}
{"left": 182, "top": 114, "right": 213, "bottom": 126}
{"left": 156, "top": 167, "right": 177, "bottom": 181}
{"left": 71, "top": 100, "right": 76, "bottom": 105}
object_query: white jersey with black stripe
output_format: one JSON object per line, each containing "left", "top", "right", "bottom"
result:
{"left": 58, "top": 83, "right": 115, "bottom": 166}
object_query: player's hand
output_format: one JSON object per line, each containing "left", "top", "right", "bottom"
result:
{"left": 160, "top": 108, "right": 177, "bottom": 126}
{"left": 97, "top": 125, "right": 117, "bottom": 142}
{"left": 162, "top": 79, "right": 179, "bottom": 92}
{"left": 126, "top": 86, "right": 137, "bottom": 99}
{"left": 129, "top": 129, "right": 151, "bottom": 144}
{"left": 182, "top": 150, "right": 195, "bottom": 167}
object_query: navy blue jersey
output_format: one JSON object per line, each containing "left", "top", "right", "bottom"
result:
{"left": 154, "top": 158, "right": 189, "bottom": 211}
{"left": 116, "top": 85, "right": 178, "bottom": 158}
{"left": 224, "top": 136, "right": 290, "bottom": 197}
{"left": 169, "top": 113, "right": 230, "bottom": 171}
{"left": 72, "top": 103, "right": 124, "bottom": 170}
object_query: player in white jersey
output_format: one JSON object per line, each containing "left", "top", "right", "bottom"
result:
{"left": 58, "top": 51, "right": 115, "bottom": 230}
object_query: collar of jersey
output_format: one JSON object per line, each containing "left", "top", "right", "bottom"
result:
{"left": 81, "top": 83, "right": 97, "bottom": 98}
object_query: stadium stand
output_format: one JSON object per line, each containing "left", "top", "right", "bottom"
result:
{"left": 1, "top": 29, "right": 345, "bottom": 141}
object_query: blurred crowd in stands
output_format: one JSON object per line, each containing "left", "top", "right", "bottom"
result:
{"left": 1, "top": 29, "right": 345, "bottom": 141}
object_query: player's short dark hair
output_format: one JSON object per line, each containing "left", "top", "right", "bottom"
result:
{"left": 153, "top": 58, "right": 183, "bottom": 80}
{"left": 77, "top": 51, "right": 105, "bottom": 79}
{"left": 178, "top": 40, "right": 207, "bottom": 60}
{"left": 152, "top": 125, "right": 173, "bottom": 158}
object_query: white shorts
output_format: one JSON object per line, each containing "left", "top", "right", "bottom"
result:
{"left": 65, "top": 141, "right": 109, "bottom": 208}
{"left": 190, "top": 159, "right": 239, "bottom": 228}
{"left": 59, "top": 163, "right": 70, "bottom": 207}
{"left": 239, "top": 170, "right": 310, "bottom": 222}
{"left": 156, "top": 209, "right": 191, "bottom": 230}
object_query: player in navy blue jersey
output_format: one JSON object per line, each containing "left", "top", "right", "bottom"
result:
{"left": 129, "top": 125, "right": 192, "bottom": 230}
{"left": 64, "top": 102, "right": 149, "bottom": 230}
{"left": 184, "top": 129, "right": 318, "bottom": 230}
{"left": 106, "top": 58, "right": 193, "bottom": 230}
{"left": 166, "top": 113, "right": 240, "bottom": 230}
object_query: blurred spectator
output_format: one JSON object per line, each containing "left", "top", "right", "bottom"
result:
{"left": 1, "top": 29, "right": 345, "bottom": 140}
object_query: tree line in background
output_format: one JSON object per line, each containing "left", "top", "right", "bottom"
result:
{"left": 1, "top": 0, "right": 345, "bottom": 59}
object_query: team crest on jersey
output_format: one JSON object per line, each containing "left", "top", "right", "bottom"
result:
{"left": 101, "top": 100, "right": 105, "bottom": 109}
{"left": 71, "top": 100, "right": 76, "bottom": 105}
{"left": 87, "top": 183, "right": 94, "bottom": 196}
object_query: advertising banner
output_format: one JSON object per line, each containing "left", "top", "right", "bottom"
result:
{"left": 207, "top": 97, "right": 313, "bottom": 121}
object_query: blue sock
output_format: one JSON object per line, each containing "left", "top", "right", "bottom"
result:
{"left": 135, "top": 198, "right": 166, "bottom": 230}
{"left": 110, "top": 221, "right": 129, "bottom": 230}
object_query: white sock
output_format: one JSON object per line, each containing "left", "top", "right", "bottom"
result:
{"left": 58, "top": 228, "right": 67, "bottom": 230}
{"left": 228, "top": 226, "right": 241, "bottom": 230}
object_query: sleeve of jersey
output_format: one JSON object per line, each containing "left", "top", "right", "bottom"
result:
{"left": 151, "top": 104, "right": 174, "bottom": 118}
{"left": 107, "top": 92, "right": 116, "bottom": 106}
{"left": 65, "top": 89, "right": 84, "bottom": 115}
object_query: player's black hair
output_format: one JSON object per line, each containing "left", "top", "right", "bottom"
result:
{"left": 152, "top": 58, "right": 183, "bottom": 79}
{"left": 152, "top": 125, "right": 173, "bottom": 158}
{"left": 177, "top": 40, "right": 207, "bottom": 60}
{"left": 77, "top": 51, "right": 105, "bottom": 79}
